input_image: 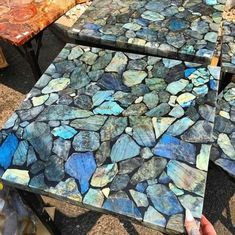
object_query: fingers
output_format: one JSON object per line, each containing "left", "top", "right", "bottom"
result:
{"left": 200, "top": 215, "right": 217, "bottom": 235}
{"left": 185, "top": 209, "right": 201, "bottom": 235}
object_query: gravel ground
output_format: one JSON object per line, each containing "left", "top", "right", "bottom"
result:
{"left": 0, "top": 28, "right": 234, "bottom": 235}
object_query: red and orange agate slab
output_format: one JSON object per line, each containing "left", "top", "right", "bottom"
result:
{"left": 0, "top": 0, "right": 78, "bottom": 46}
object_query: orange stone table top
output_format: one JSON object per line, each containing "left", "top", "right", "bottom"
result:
{"left": 0, "top": 0, "right": 79, "bottom": 46}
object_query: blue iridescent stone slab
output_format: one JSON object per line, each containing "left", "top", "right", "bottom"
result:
{"left": 0, "top": 44, "right": 221, "bottom": 234}
{"left": 70, "top": 0, "right": 225, "bottom": 63}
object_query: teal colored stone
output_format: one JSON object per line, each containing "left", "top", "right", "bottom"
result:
{"left": 130, "top": 189, "right": 149, "bottom": 207}
{"left": 188, "top": 68, "right": 209, "bottom": 86}
{"left": 37, "top": 105, "right": 93, "bottom": 121}
{"left": 71, "top": 116, "right": 107, "bottom": 131}
{"left": 144, "top": 206, "right": 166, "bottom": 228}
{"left": 73, "top": 131, "right": 100, "bottom": 152}
{"left": 123, "top": 22, "right": 142, "bottom": 31}
{"left": 93, "top": 101, "right": 124, "bottom": 115}
{"left": 29, "top": 174, "right": 47, "bottom": 189}
{"left": 68, "top": 46, "right": 83, "bottom": 60}
{"left": 83, "top": 188, "right": 104, "bottom": 207}
{"left": 143, "top": 92, "right": 159, "bottom": 109}
{"left": 146, "top": 184, "right": 183, "bottom": 215}
{"left": 193, "top": 85, "right": 209, "bottom": 95}
{"left": 92, "top": 90, "right": 114, "bottom": 107}
{"left": 111, "top": 134, "right": 140, "bottom": 162}
{"left": 178, "top": 194, "right": 203, "bottom": 218}
{"left": 27, "top": 146, "right": 37, "bottom": 166}
{"left": 204, "top": 32, "right": 218, "bottom": 43}
{"left": 13, "top": 140, "right": 29, "bottom": 166}
{"left": 169, "top": 105, "right": 185, "bottom": 118}
{"left": 42, "top": 78, "right": 70, "bottom": 94}
{"left": 145, "top": 78, "right": 167, "bottom": 91}
{"left": 74, "top": 94, "right": 93, "bottom": 110}
{"left": 162, "top": 59, "right": 182, "bottom": 68}
{"left": 3, "top": 113, "right": 18, "bottom": 129}
{"left": 52, "top": 125, "right": 77, "bottom": 139}
{"left": 166, "top": 79, "right": 189, "bottom": 95}
{"left": 141, "top": 11, "right": 165, "bottom": 21}
{"left": 80, "top": 51, "right": 98, "bottom": 65}
{"left": 92, "top": 53, "right": 112, "bottom": 70}
{"left": 101, "top": 117, "right": 127, "bottom": 141}
{"left": 167, "top": 117, "right": 195, "bottom": 136}
{"left": 70, "top": 66, "right": 91, "bottom": 89}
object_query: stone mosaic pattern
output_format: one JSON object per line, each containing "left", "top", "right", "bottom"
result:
{"left": 222, "top": 21, "right": 235, "bottom": 73}
{"left": 0, "top": 0, "right": 77, "bottom": 46}
{"left": 70, "top": 0, "right": 225, "bottom": 64}
{"left": 54, "top": 1, "right": 92, "bottom": 32}
{"left": 211, "top": 82, "right": 235, "bottom": 178}
{"left": 0, "top": 44, "right": 221, "bottom": 234}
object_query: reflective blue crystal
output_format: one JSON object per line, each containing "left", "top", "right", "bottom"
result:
{"left": 153, "top": 134, "right": 196, "bottom": 164}
{"left": 103, "top": 192, "right": 142, "bottom": 219}
{"left": 92, "top": 90, "right": 114, "bottom": 107}
{"left": 65, "top": 152, "right": 96, "bottom": 194}
{"left": 184, "top": 68, "right": 196, "bottom": 78}
{"left": 209, "top": 79, "right": 218, "bottom": 90}
{"left": 147, "top": 184, "right": 183, "bottom": 216}
{"left": 93, "top": 101, "right": 124, "bottom": 115}
{"left": 13, "top": 140, "right": 29, "bottom": 166}
{"left": 169, "top": 19, "right": 187, "bottom": 31}
{"left": 0, "top": 134, "right": 18, "bottom": 169}
{"left": 158, "top": 171, "right": 171, "bottom": 184}
{"left": 52, "top": 125, "right": 77, "bottom": 139}
{"left": 136, "top": 182, "right": 148, "bottom": 193}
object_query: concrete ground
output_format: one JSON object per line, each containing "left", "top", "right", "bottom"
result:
{"left": 0, "top": 29, "right": 234, "bottom": 235}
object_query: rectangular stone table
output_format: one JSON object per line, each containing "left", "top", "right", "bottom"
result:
{"left": 69, "top": 0, "right": 225, "bottom": 64}
{"left": 0, "top": 44, "right": 221, "bottom": 234}
{"left": 210, "top": 82, "right": 235, "bottom": 178}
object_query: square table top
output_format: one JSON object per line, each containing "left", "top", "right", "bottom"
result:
{"left": 69, "top": 0, "right": 225, "bottom": 64}
{"left": 222, "top": 21, "right": 235, "bottom": 73}
{"left": 0, "top": 43, "right": 221, "bottom": 234}
{"left": 0, "top": 0, "right": 78, "bottom": 46}
{"left": 210, "top": 82, "right": 235, "bottom": 178}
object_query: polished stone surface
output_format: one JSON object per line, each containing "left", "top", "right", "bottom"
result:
{"left": 0, "top": 44, "right": 220, "bottom": 234}
{"left": 211, "top": 82, "right": 235, "bottom": 178}
{"left": 222, "top": 21, "right": 235, "bottom": 73}
{"left": 0, "top": 0, "right": 78, "bottom": 46}
{"left": 70, "top": 0, "right": 225, "bottom": 63}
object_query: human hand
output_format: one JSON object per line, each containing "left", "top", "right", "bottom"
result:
{"left": 185, "top": 209, "right": 217, "bottom": 235}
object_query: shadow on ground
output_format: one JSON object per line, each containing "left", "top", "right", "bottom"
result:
{"left": 0, "top": 27, "right": 234, "bottom": 235}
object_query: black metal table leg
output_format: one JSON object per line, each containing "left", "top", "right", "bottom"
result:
{"left": 14, "top": 31, "right": 43, "bottom": 81}
{"left": 17, "top": 190, "right": 61, "bottom": 235}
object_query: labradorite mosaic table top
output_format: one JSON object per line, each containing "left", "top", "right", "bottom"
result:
{"left": 70, "top": 0, "right": 225, "bottom": 64}
{"left": 0, "top": 0, "right": 78, "bottom": 46}
{"left": 211, "top": 82, "right": 235, "bottom": 178}
{"left": 222, "top": 21, "right": 235, "bottom": 73}
{"left": 0, "top": 44, "right": 221, "bottom": 234}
